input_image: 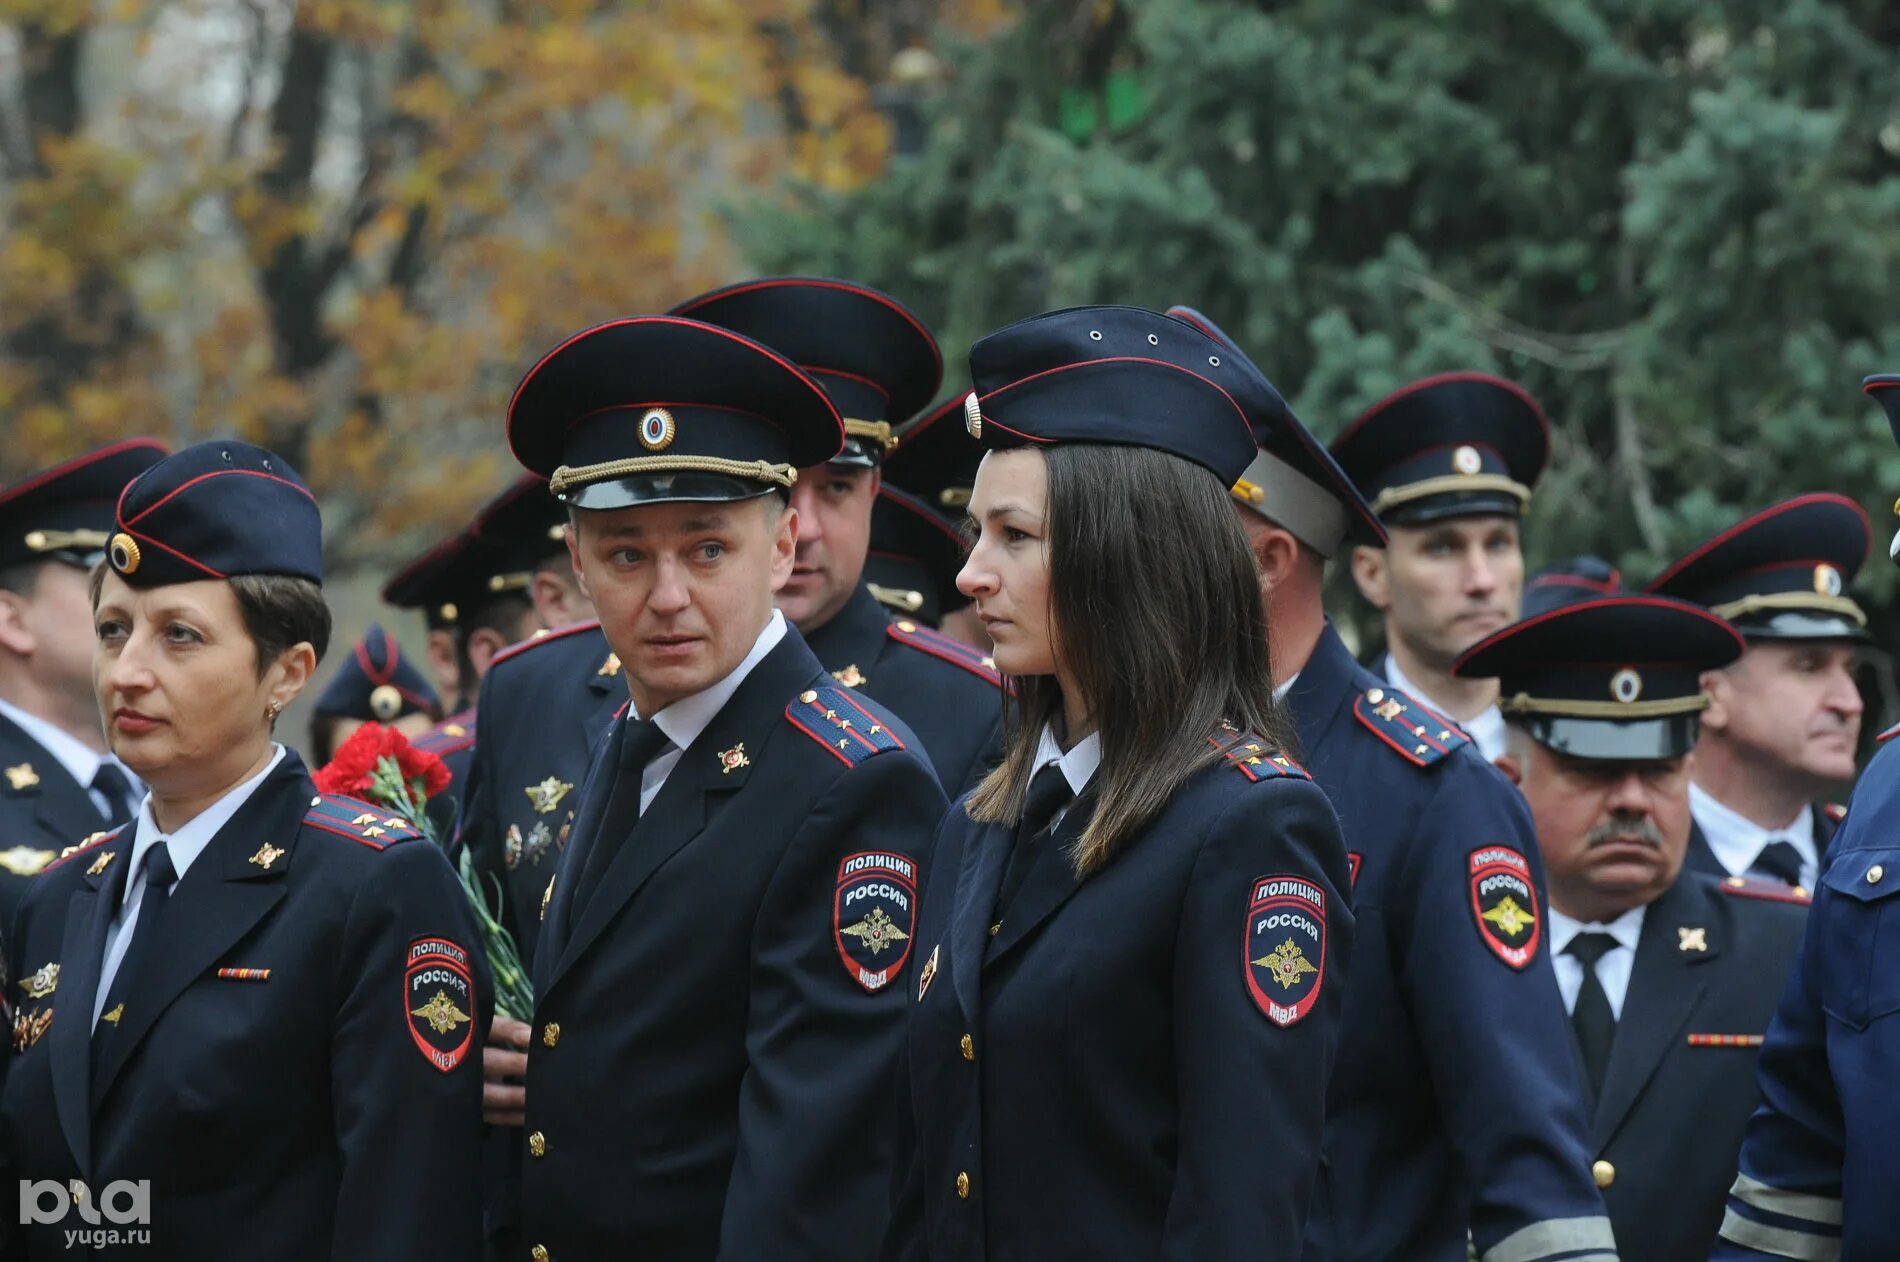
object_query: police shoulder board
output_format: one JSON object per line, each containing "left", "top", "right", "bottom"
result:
{"left": 487, "top": 618, "right": 604, "bottom": 671}
{"left": 46, "top": 824, "right": 128, "bottom": 872}
{"left": 884, "top": 619, "right": 1006, "bottom": 688}
{"left": 305, "top": 793, "right": 425, "bottom": 851}
{"left": 1716, "top": 874, "right": 1812, "bottom": 906}
{"left": 786, "top": 683, "right": 908, "bottom": 768}
{"left": 413, "top": 708, "right": 477, "bottom": 757}
{"left": 1352, "top": 685, "right": 1471, "bottom": 768}
{"left": 1209, "top": 727, "right": 1310, "bottom": 783}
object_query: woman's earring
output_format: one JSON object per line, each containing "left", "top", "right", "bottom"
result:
{"left": 266, "top": 700, "right": 283, "bottom": 721}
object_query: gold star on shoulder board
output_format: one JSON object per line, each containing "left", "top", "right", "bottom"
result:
{"left": 86, "top": 851, "right": 116, "bottom": 878}
{"left": 0, "top": 846, "right": 55, "bottom": 876}
{"left": 249, "top": 842, "right": 285, "bottom": 871}
{"left": 4, "top": 763, "right": 38, "bottom": 791}
{"left": 1678, "top": 926, "right": 1708, "bottom": 953}
{"left": 524, "top": 777, "right": 573, "bottom": 815}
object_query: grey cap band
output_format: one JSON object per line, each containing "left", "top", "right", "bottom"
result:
{"left": 1230, "top": 448, "right": 1351, "bottom": 557}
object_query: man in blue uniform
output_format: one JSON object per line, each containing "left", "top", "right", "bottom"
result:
{"left": 1331, "top": 372, "right": 1551, "bottom": 760}
{"left": 1647, "top": 496, "right": 1870, "bottom": 892}
{"left": 881, "top": 395, "right": 991, "bottom": 651}
{"left": 1713, "top": 375, "right": 1900, "bottom": 1260}
{"left": 1171, "top": 307, "right": 1613, "bottom": 1262}
{"left": 1453, "top": 594, "right": 1807, "bottom": 1262}
{"left": 861, "top": 483, "right": 969, "bottom": 626}
{"left": 672, "top": 277, "right": 1003, "bottom": 792}
{"left": 0, "top": 441, "right": 165, "bottom": 929}
{"left": 501, "top": 314, "right": 947, "bottom": 1261}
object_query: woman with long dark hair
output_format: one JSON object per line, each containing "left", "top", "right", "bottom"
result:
{"left": 887, "top": 306, "right": 1355, "bottom": 1259}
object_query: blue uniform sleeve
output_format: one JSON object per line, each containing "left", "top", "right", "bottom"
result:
{"left": 1160, "top": 776, "right": 1353, "bottom": 1256}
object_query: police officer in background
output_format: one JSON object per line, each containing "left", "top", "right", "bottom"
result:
{"left": 1331, "top": 373, "right": 1550, "bottom": 760}
{"left": 503, "top": 315, "right": 947, "bottom": 1260}
{"left": 1523, "top": 556, "right": 1623, "bottom": 616}
{"left": 306, "top": 623, "right": 441, "bottom": 764}
{"left": 1714, "top": 376, "right": 1900, "bottom": 1260}
{"left": 1169, "top": 308, "right": 1611, "bottom": 1262}
{"left": 862, "top": 483, "right": 971, "bottom": 627}
{"left": 1453, "top": 594, "right": 1808, "bottom": 1262}
{"left": 0, "top": 441, "right": 165, "bottom": 924}
{"left": 1647, "top": 496, "right": 1871, "bottom": 891}
{"left": 671, "top": 277, "right": 1003, "bottom": 792}
{"left": 882, "top": 396, "right": 991, "bottom": 652}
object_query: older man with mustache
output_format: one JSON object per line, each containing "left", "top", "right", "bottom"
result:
{"left": 1454, "top": 594, "right": 1811, "bottom": 1262}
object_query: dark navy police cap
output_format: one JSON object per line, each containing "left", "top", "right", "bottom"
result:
{"left": 863, "top": 484, "right": 970, "bottom": 624}
{"left": 1645, "top": 494, "right": 1869, "bottom": 642}
{"left": 669, "top": 277, "right": 942, "bottom": 470}
{"left": 314, "top": 624, "right": 439, "bottom": 721}
{"left": 107, "top": 440, "right": 322, "bottom": 587}
{"left": 1329, "top": 373, "right": 1549, "bottom": 527}
{"left": 383, "top": 475, "right": 570, "bottom": 630}
{"left": 1862, "top": 375, "right": 1900, "bottom": 563}
{"left": 1522, "top": 555, "right": 1622, "bottom": 618}
{"left": 508, "top": 316, "right": 843, "bottom": 509}
{"left": 0, "top": 439, "right": 169, "bottom": 570}
{"left": 1165, "top": 305, "right": 1385, "bottom": 555}
{"left": 962, "top": 306, "right": 1262, "bottom": 485}
{"left": 885, "top": 395, "right": 982, "bottom": 513}
{"left": 1452, "top": 595, "right": 1745, "bottom": 761}
{"left": 382, "top": 527, "right": 480, "bottom": 631}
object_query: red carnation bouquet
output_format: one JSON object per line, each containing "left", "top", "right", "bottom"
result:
{"left": 313, "top": 722, "right": 533, "bottom": 1020}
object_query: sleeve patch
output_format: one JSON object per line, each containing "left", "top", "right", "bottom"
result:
{"left": 305, "top": 794, "right": 424, "bottom": 849}
{"left": 1717, "top": 875, "right": 1813, "bottom": 905}
{"left": 1246, "top": 875, "right": 1327, "bottom": 1026}
{"left": 786, "top": 684, "right": 907, "bottom": 767}
{"left": 1469, "top": 846, "right": 1542, "bottom": 970}
{"left": 833, "top": 852, "right": 918, "bottom": 993}
{"left": 884, "top": 620, "right": 1007, "bottom": 688}
{"left": 405, "top": 937, "right": 476, "bottom": 1072}
{"left": 1352, "top": 687, "right": 1470, "bottom": 767}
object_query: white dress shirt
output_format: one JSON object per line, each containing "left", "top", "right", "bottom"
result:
{"left": 94, "top": 744, "right": 286, "bottom": 1028}
{"left": 633, "top": 610, "right": 788, "bottom": 815}
{"left": 1384, "top": 655, "right": 1505, "bottom": 762}
{"left": 1548, "top": 904, "right": 1647, "bottom": 1020}
{"left": 0, "top": 695, "right": 142, "bottom": 821}
{"left": 1689, "top": 782, "right": 1819, "bottom": 891}
{"left": 1029, "top": 723, "right": 1103, "bottom": 831}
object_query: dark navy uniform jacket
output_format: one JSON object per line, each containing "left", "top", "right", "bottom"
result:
{"left": 1572, "top": 871, "right": 1807, "bottom": 1262}
{"left": 887, "top": 730, "right": 1355, "bottom": 1260}
{"left": 803, "top": 583, "right": 1003, "bottom": 793}
{"left": 1290, "top": 625, "right": 1612, "bottom": 1262}
{"left": 0, "top": 712, "right": 121, "bottom": 936}
{"left": 0, "top": 752, "right": 487, "bottom": 1261}
{"left": 518, "top": 625, "right": 946, "bottom": 1262}
{"left": 1714, "top": 732, "right": 1900, "bottom": 1260}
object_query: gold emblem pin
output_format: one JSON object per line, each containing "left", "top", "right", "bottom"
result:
{"left": 86, "top": 851, "right": 116, "bottom": 878}
{"left": 524, "top": 777, "right": 573, "bottom": 815}
{"left": 108, "top": 532, "right": 141, "bottom": 574}
{"left": 917, "top": 943, "right": 940, "bottom": 1002}
{"left": 101, "top": 1003, "right": 123, "bottom": 1026}
{"left": 0, "top": 846, "right": 55, "bottom": 876}
{"left": 1678, "top": 926, "right": 1709, "bottom": 953}
{"left": 1452, "top": 445, "right": 1483, "bottom": 475}
{"left": 369, "top": 684, "right": 404, "bottom": 721}
{"left": 541, "top": 874, "right": 556, "bottom": 921}
{"left": 4, "top": 763, "right": 38, "bottom": 791}
{"left": 719, "top": 743, "right": 750, "bottom": 775}
{"left": 19, "top": 963, "right": 58, "bottom": 1000}
{"left": 1814, "top": 564, "right": 1843, "bottom": 596}
{"left": 249, "top": 842, "right": 285, "bottom": 871}
{"left": 832, "top": 664, "right": 866, "bottom": 688}
{"left": 638, "top": 407, "right": 676, "bottom": 451}
{"left": 598, "top": 653, "right": 622, "bottom": 677}
{"left": 1610, "top": 668, "right": 1643, "bottom": 704}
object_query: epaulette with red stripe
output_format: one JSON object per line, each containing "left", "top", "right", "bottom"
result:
{"left": 885, "top": 619, "right": 1005, "bottom": 688}
{"left": 46, "top": 825, "right": 127, "bottom": 872}
{"left": 413, "top": 708, "right": 477, "bottom": 756}
{"left": 490, "top": 619, "right": 604, "bottom": 670}
{"left": 1880, "top": 721, "right": 1900, "bottom": 744}
{"left": 1210, "top": 728, "right": 1310, "bottom": 783}
{"left": 786, "top": 683, "right": 907, "bottom": 768}
{"left": 1352, "top": 685, "right": 1470, "bottom": 768}
{"left": 304, "top": 794, "right": 424, "bottom": 850}
{"left": 1717, "top": 874, "right": 1812, "bottom": 905}
{"left": 1823, "top": 802, "right": 1847, "bottom": 825}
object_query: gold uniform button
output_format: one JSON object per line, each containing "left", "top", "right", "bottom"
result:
{"left": 528, "top": 1131, "right": 547, "bottom": 1158}
{"left": 1869, "top": 865, "right": 1886, "bottom": 885}
{"left": 955, "top": 1172, "right": 971, "bottom": 1199}
{"left": 1592, "top": 1159, "right": 1615, "bottom": 1188}
{"left": 531, "top": 1247, "right": 550, "bottom": 1262}
{"left": 542, "top": 1022, "right": 561, "bottom": 1048}
{"left": 960, "top": 1033, "right": 975, "bottom": 1061}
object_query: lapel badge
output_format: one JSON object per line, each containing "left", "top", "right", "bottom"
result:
{"left": 523, "top": 822, "right": 555, "bottom": 865}
{"left": 832, "top": 664, "right": 866, "bottom": 688}
{"left": 86, "top": 851, "right": 116, "bottom": 878}
{"left": 541, "top": 874, "right": 556, "bottom": 922}
{"left": 1678, "top": 926, "right": 1709, "bottom": 953}
{"left": 101, "top": 1002, "right": 123, "bottom": 1026}
{"left": 598, "top": 653, "right": 622, "bottom": 677}
{"left": 19, "top": 962, "right": 58, "bottom": 1000}
{"left": 24, "top": 1008, "right": 50, "bottom": 1049}
{"left": 0, "top": 846, "right": 54, "bottom": 877}
{"left": 503, "top": 824, "right": 524, "bottom": 870}
{"left": 525, "top": 777, "right": 573, "bottom": 815}
{"left": 249, "top": 842, "right": 285, "bottom": 871}
{"left": 4, "top": 763, "right": 38, "bottom": 792}
{"left": 719, "top": 743, "right": 750, "bottom": 775}
{"left": 917, "top": 943, "right": 940, "bottom": 1002}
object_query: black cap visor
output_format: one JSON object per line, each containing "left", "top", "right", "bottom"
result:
{"left": 1520, "top": 713, "right": 1702, "bottom": 761}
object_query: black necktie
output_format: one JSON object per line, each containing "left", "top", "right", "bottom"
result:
{"left": 568, "top": 720, "right": 672, "bottom": 925}
{"left": 1749, "top": 840, "right": 1805, "bottom": 887}
{"left": 93, "top": 843, "right": 177, "bottom": 1083}
{"left": 1566, "top": 931, "right": 1619, "bottom": 1096}
{"left": 993, "top": 763, "right": 1073, "bottom": 926}
{"left": 90, "top": 762, "right": 135, "bottom": 829}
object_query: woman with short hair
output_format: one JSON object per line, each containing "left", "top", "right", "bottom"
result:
{"left": 886, "top": 306, "right": 1356, "bottom": 1260}
{"left": 1, "top": 440, "right": 485, "bottom": 1261}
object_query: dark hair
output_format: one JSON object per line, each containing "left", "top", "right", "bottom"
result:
{"left": 965, "top": 443, "right": 1296, "bottom": 875}
{"left": 88, "top": 566, "right": 331, "bottom": 677}
{"left": 452, "top": 593, "right": 535, "bottom": 686}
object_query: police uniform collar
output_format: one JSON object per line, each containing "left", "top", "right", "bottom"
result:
{"left": 1549, "top": 902, "right": 1646, "bottom": 960}
{"left": 1031, "top": 723, "right": 1101, "bottom": 799}
{"left": 635, "top": 610, "right": 788, "bottom": 754}
{"left": 1688, "top": 782, "right": 1817, "bottom": 883}
{"left": 118, "top": 745, "right": 287, "bottom": 910}
{"left": 0, "top": 696, "right": 121, "bottom": 803}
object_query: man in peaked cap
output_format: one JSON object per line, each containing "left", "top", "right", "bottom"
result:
{"left": 498, "top": 314, "right": 946, "bottom": 1261}
{"left": 883, "top": 395, "right": 991, "bottom": 650}
{"left": 671, "top": 277, "right": 1003, "bottom": 792}
{"left": 0, "top": 440, "right": 165, "bottom": 924}
{"left": 1332, "top": 372, "right": 1551, "bottom": 760}
{"left": 1715, "top": 376, "right": 1900, "bottom": 1260}
{"left": 1169, "top": 307, "right": 1612, "bottom": 1262}
{"left": 1647, "top": 495, "right": 1871, "bottom": 893}
{"left": 862, "top": 483, "right": 970, "bottom": 627}
{"left": 1454, "top": 596, "right": 1809, "bottom": 1262}
{"left": 307, "top": 624, "right": 441, "bottom": 764}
